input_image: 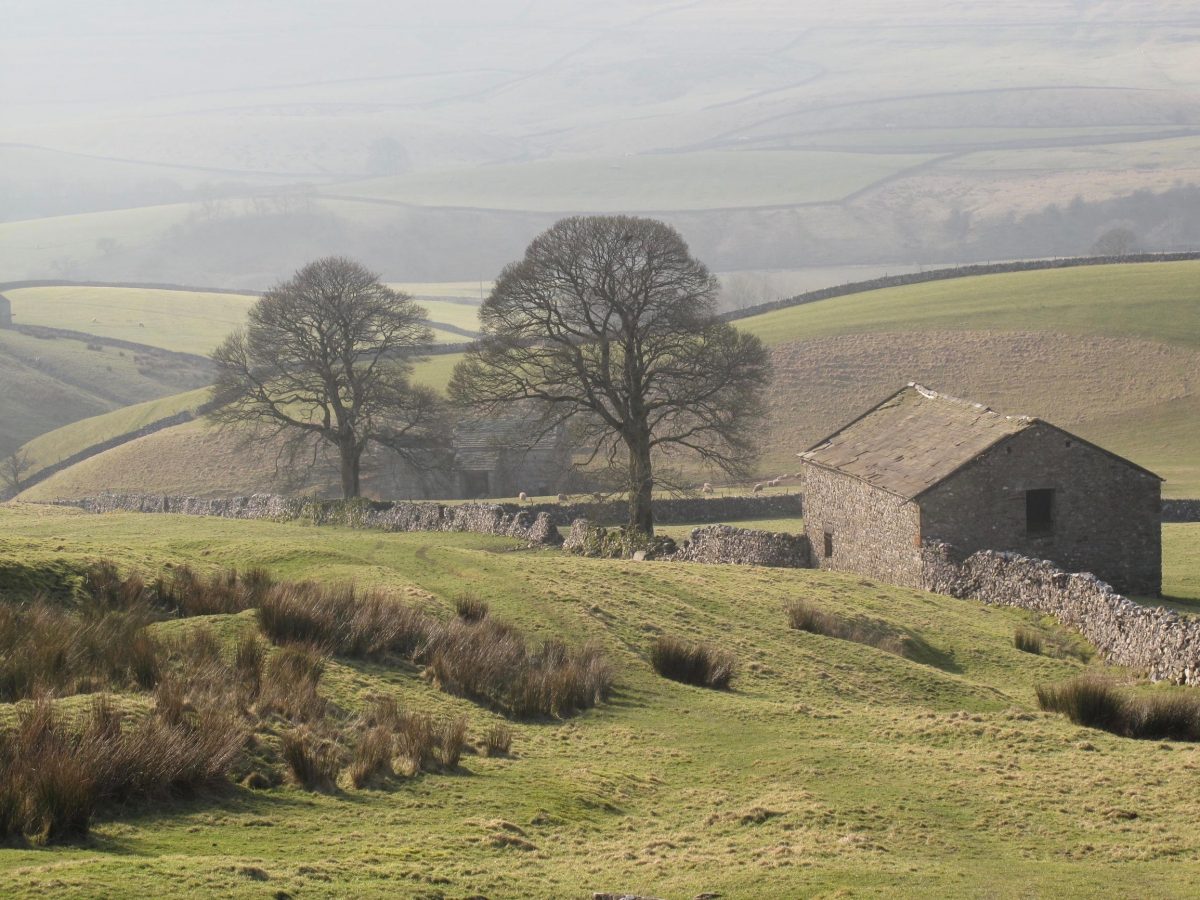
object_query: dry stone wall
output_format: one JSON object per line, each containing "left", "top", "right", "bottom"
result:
{"left": 55, "top": 493, "right": 562, "bottom": 546}
{"left": 1163, "top": 500, "right": 1200, "bottom": 523}
{"left": 670, "top": 525, "right": 811, "bottom": 568}
{"left": 921, "top": 542, "right": 1200, "bottom": 685}
{"left": 518, "top": 493, "right": 802, "bottom": 526}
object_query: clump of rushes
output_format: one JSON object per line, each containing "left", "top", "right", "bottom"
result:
{"left": 650, "top": 636, "right": 737, "bottom": 689}
{"left": 1036, "top": 676, "right": 1200, "bottom": 741}
{"left": 785, "top": 599, "right": 912, "bottom": 657}
{"left": 1014, "top": 627, "right": 1043, "bottom": 655}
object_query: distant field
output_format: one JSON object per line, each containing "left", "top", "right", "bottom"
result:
{"left": 324, "top": 149, "right": 936, "bottom": 212}
{"left": 20, "top": 387, "right": 211, "bottom": 473}
{"left": 6, "top": 285, "right": 257, "bottom": 356}
{"left": 734, "top": 260, "right": 1200, "bottom": 349}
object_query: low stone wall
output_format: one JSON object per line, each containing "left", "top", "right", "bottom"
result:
{"left": 55, "top": 493, "right": 561, "bottom": 546}
{"left": 1163, "top": 500, "right": 1200, "bottom": 523}
{"left": 670, "top": 525, "right": 811, "bottom": 568}
{"left": 518, "top": 493, "right": 802, "bottom": 526}
{"left": 921, "top": 542, "right": 1200, "bottom": 685}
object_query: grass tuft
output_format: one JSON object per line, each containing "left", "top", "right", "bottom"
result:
{"left": 1037, "top": 676, "right": 1200, "bottom": 741}
{"left": 650, "top": 636, "right": 737, "bottom": 689}
{"left": 1014, "top": 627, "right": 1044, "bottom": 655}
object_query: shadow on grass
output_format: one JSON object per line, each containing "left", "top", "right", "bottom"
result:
{"left": 898, "top": 629, "right": 962, "bottom": 674}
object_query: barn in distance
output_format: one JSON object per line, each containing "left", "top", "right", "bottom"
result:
{"left": 796, "top": 384, "right": 1162, "bottom": 596}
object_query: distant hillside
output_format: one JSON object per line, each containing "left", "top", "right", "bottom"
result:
{"left": 21, "top": 259, "right": 1200, "bottom": 500}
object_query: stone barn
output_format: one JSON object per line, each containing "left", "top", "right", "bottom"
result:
{"left": 796, "top": 384, "right": 1162, "bottom": 596}
{"left": 0, "top": 293, "right": 11, "bottom": 328}
{"left": 453, "top": 409, "right": 572, "bottom": 499}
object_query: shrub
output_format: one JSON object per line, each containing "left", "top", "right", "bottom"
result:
{"left": 1126, "top": 692, "right": 1200, "bottom": 742}
{"left": 1014, "top": 628, "right": 1044, "bottom": 655}
{"left": 1036, "top": 677, "right": 1128, "bottom": 733}
{"left": 0, "top": 696, "right": 247, "bottom": 844}
{"left": 785, "top": 599, "right": 912, "bottom": 658}
{"left": 258, "top": 582, "right": 432, "bottom": 658}
{"left": 393, "top": 712, "right": 435, "bottom": 775}
{"left": 455, "top": 593, "right": 489, "bottom": 622}
{"left": 433, "top": 716, "right": 468, "bottom": 770}
{"left": 280, "top": 729, "right": 340, "bottom": 791}
{"left": 163, "top": 566, "right": 275, "bottom": 617}
{"left": 482, "top": 724, "right": 513, "bottom": 757}
{"left": 425, "top": 617, "right": 613, "bottom": 717}
{"left": 349, "top": 725, "right": 394, "bottom": 788}
{"left": 650, "top": 637, "right": 737, "bottom": 689}
{"left": 0, "top": 595, "right": 160, "bottom": 702}
{"left": 261, "top": 644, "right": 327, "bottom": 722}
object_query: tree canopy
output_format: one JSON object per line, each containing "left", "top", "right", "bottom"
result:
{"left": 210, "top": 256, "right": 445, "bottom": 498}
{"left": 450, "top": 216, "right": 770, "bottom": 533}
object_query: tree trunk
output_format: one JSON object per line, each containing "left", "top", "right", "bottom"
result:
{"left": 339, "top": 441, "right": 363, "bottom": 499}
{"left": 627, "top": 430, "right": 654, "bottom": 535}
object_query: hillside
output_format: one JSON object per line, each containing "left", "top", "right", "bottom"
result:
{"left": 0, "top": 328, "right": 212, "bottom": 458}
{"left": 23, "top": 259, "right": 1200, "bottom": 501}
{"left": 4, "top": 3, "right": 1200, "bottom": 284}
{"left": 1, "top": 504, "right": 1198, "bottom": 896}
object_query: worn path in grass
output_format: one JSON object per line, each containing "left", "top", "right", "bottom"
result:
{"left": 1, "top": 506, "right": 1199, "bottom": 898}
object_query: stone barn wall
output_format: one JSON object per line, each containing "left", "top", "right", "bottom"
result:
{"left": 918, "top": 423, "right": 1162, "bottom": 596}
{"left": 0, "top": 294, "right": 11, "bottom": 328}
{"left": 797, "top": 464, "right": 923, "bottom": 587}
{"left": 921, "top": 542, "right": 1200, "bottom": 685}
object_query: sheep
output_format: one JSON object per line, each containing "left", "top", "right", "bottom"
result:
{"left": 557, "top": 493, "right": 569, "bottom": 503}
{"left": 90, "top": 317, "right": 99, "bottom": 323}
{"left": 517, "top": 491, "right": 528, "bottom": 503}
{"left": 138, "top": 322, "right": 145, "bottom": 328}
{"left": 767, "top": 478, "right": 781, "bottom": 487}
{"left": 591, "top": 492, "right": 604, "bottom": 503}
{"left": 701, "top": 482, "right": 714, "bottom": 494}
{"left": 752, "top": 483, "right": 764, "bottom": 493}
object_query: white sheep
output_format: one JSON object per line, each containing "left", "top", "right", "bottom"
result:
{"left": 557, "top": 493, "right": 569, "bottom": 503}
{"left": 701, "top": 482, "right": 714, "bottom": 494}
{"left": 752, "top": 483, "right": 764, "bottom": 493}
{"left": 517, "top": 491, "right": 528, "bottom": 503}
{"left": 138, "top": 322, "right": 145, "bottom": 328}
{"left": 591, "top": 492, "right": 604, "bottom": 502}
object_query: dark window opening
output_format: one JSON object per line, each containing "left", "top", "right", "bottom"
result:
{"left": 462, "top": 470, "right": 491, "bottom": 498}
{"left": 1025, "top": 488, "right": 1055, "bottom": 535}
{"left": 823, "top": 531, "right": 834, "bottom": 558}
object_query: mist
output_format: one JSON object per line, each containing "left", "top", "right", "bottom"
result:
{"left": 3, "top": 0, "right": 1200, "bottom": 289}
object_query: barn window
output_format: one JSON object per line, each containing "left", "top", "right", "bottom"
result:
{"left": 823, "top": 531, "right": 834, "bottom": 558}
{"left": 1025, "top": 489, "right": 1055, "bottom": 535}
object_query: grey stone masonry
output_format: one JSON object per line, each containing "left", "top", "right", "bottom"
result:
{"left": 670, "top": 525, "right": 811, "bottom": 568}
{"left": 55, "top": 493, "right": 562, "bottom": 546}
{"left": 921, "top": 542, "right": 1200, "bottom": 685}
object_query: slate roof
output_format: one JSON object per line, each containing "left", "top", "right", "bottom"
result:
{"left": 797, "top": 384, "right": 1037, "bottom": 499}
{"left": 799, "top": 383, "right": 1162, "bottom": 498}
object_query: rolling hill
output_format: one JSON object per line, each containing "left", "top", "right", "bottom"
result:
{"left": 1, "top": 503, "right": 1199, "bottom": 895}
{"left": 19, "top": 259, "right": 1200, "bottom": 500}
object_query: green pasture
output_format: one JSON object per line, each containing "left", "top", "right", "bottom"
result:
{"left": 0, "top": 506, "right": 1198, "bottom": 897}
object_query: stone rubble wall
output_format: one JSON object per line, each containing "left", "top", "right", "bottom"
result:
{"left": 516, "top": 493, "right": 802, "bottom": 526}
{"left": 669, "top": 524, "right": 811, "bottom": 568}
{"left": 1163, "top": 500, "right": 1200, "bottom": 523}
{"left": 921, "top": 542, "right": 1200, "bottom": 685}
{"left": 54, "top": 493, "right": 562, "bottom": 546}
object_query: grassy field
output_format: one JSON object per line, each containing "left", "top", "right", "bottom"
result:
{"left": 1, "top": 505, "right": 1199, "bottom": 897}
{"left": 323, "top": 150, "right": 936, "bottom": 212}
{"left": 20, "top": 388, "right": 212, "bottom": 473}
{"left": 0, "top": 329, "right": 211, "bottom": 457}
{"left": 6, "top": 285, "right": 257, "bottom": 356}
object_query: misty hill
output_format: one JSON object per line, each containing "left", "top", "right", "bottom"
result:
{"left": 3, "top": 1, "right": 1200, "bottom": 286}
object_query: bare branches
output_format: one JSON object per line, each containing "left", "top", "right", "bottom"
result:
{"left": 208, "top": 257, "right": 449, "bottom": 498}
{"left": 451, "top": 216, "right": 772, "bottom": 533}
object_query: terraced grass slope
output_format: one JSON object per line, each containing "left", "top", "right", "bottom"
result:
{"left": 1, "top": 505, "right": 1198, "bottom": 897}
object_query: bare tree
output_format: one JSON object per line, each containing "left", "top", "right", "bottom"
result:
{"left": 1, "top": 449, "right": 34, "bottom": 496}
{"left": 209, "top": 257, "right": 447, "bottom": 499}
{"left": 1091, "top": 226, "right": 1141, "bottom": 256}
{"left": 450, "top": 216, "right": 771, "bottom": 534}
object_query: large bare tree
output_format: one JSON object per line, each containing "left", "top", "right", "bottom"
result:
{"left": 450, "top": 216, "right": 771, "bottom": 534}
{"left": 210, "top": 257, "right": 445, "bottom": 498}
